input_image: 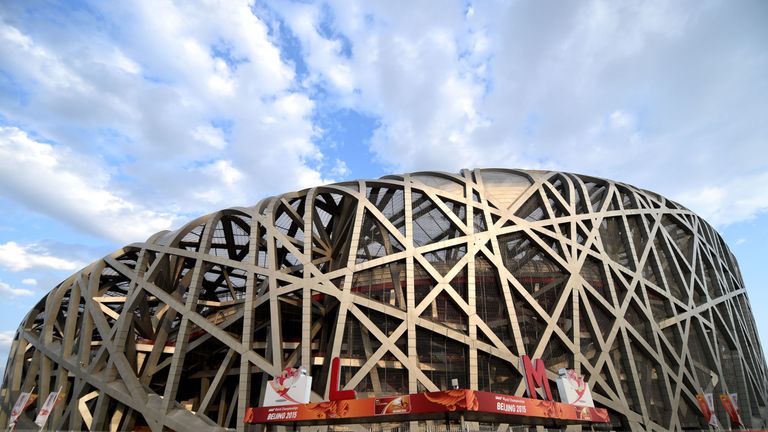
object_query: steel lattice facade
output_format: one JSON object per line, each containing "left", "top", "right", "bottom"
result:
{"left": 1, "top": 169, "right": 767, "bottom": 431}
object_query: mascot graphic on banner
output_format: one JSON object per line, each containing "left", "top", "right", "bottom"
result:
{"left": 556, "top": 368, "right": 595, "bottom": 407}
{"left": 263, "top": 367, "right": 312, "bottom": 406}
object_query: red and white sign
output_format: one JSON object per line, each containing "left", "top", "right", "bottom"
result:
{"left": 8, "top": 390, "right": 34, "bottom": 428}
{"left": 264, "top": 367, "right": 312, "bottom": 406}
{"left": 34, "top": 387, "right": 64, "bottom": 428}
{"left": 374, "top": 395, "right": 411, "bottom": 415}
{"left": 245, "top": 389, "right": 610, "bottom": 425}
{"left": 250, "top": 356, "right": 609, "bottom": 426}
{"left": 556, "top": 368, "right": 594, "bottom": 407}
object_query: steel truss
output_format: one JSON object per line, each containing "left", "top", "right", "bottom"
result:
{"left": 1, "top": 169, "right": 766, "bottom": 431}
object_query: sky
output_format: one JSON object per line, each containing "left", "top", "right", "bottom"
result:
{"left": 0, "top": 0, "right": 766, "bottom": 371}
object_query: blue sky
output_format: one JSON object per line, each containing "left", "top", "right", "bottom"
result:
{"left": 0, "top": 0, "right": 767, "bottom": 369}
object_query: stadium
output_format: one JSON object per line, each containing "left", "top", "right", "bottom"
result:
{"left": 1, "top": 168, "right": 766, "bottom": 431}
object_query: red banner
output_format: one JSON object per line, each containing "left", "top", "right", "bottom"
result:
{"left": 696, "top": 393, "right": 713, "bottom": 424}
{"left": 244, "top": 390, "right": 609, "bottom": 425}
{"left": 719, "top": 393, "right": 742, "bottom": 427}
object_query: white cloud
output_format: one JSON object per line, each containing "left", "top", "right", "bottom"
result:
{"left": 676, "top": 172, "right": 768, "bottom": 226}
{"left": 0, "top": 281, "right": 34, "bottom": 297}
{"left": 275, "top": 0, "right": 767, "bottom": 226}
{"left": 266, "top": 1, "right": 514, "bottom": 172}
{"left": 0, "top": 0, "right": 766, "bottom": 239}
{"left": 192, "top": 159, "right": 247, "bottom": 205}
{"left": 609, "top": 110, "right": 634, "bottom": 130}
{"left": 0, "top": 241, "right": 81, "bottom": 272}
{"left": 0, "top": 2, "right": 333, "bottom": 241}
{"left": 330, "top": 159, "right": 349, "bottom": 177}
{"left": 0, "top": 127, "right": 177, "bottom": 243}
{"left": 0, "top": 330, "right": 13, "bottom": 348}
{"left": 21, "top": 278, "right": 37, "bottom": 286}
{"left": 192, "top": 125, "right": 228, "bottom": 149}
{"left": 272, "top": 2, "right": 357, "bottom": 94}
{"left": 0, "top": 330, "right": 15, "bottom": 370}
{"left": 205, "top": 160, "right": 243, "bottom": 186}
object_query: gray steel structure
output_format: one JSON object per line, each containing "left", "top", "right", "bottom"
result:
{"left": 1, "top": 169, "right": 767, "bottom": 431}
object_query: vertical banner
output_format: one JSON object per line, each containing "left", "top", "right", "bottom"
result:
{"left": 719, "top": 393, "right": 742, "bottom": 427}
{"left": 730, "top": 393, "right": 743, "bottom": 426}
{"left": 34, "top": 387, "right": 63, "bottom": 429}
{"left": 8, "top": 390, "right": 35, "bottom": 428}
{"left": 704, "top": 393, "right": 719, "bottom": 427}
{"left": 696, "top": 393, "right": 719, "bottom": 427}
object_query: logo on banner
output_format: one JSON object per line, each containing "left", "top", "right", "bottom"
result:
{"left": 263, "top": 367, "right": 312, "bottom": 407}
{"left": 34, "top": 387, "right": 65, "bottom": 428}
{"left": 556, "top": 368, "right": 594, "bottom": 407}
{"left": 375, "top": 395, "right": 411, "bottom": 415}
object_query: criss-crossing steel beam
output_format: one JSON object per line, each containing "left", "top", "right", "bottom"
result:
{"left": 1, "top": 169, "right": 766, "bottom": 431}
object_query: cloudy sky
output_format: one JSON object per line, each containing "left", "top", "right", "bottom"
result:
{"left": 0, "top": 0, "right": 766, "bottom": 369}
